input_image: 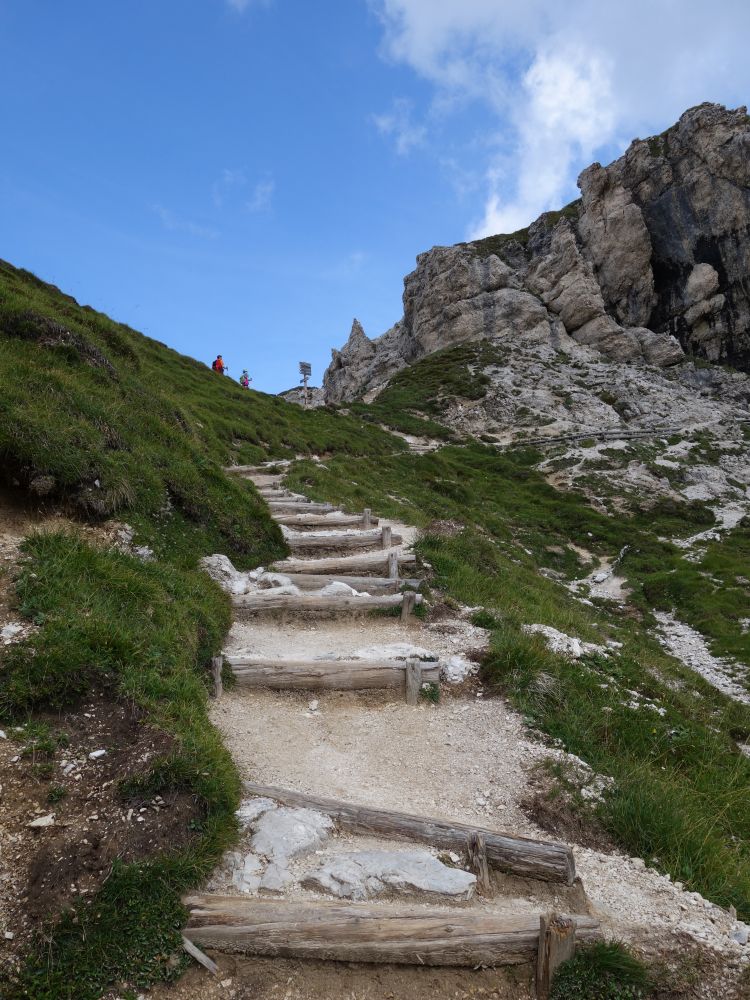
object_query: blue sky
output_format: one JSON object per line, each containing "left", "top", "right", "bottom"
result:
{"left": 2, "top": 1, "right": 749, "bottom": 392}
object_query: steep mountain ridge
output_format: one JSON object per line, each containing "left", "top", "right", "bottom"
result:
{"left": 323, "top": 103, "right": 750, "bottom": 403}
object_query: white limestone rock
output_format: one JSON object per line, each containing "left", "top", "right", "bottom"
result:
{"left": 303, "top": 849, "right": 476, "bottom": 901}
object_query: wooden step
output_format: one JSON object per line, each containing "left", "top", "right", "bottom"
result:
{"left": 273, "top": 513, "right": 378, "bottom": 529}
{"left": 241, "top": 782, "right": 577, "bottom": 885}
{"left": 271, "top": 553, "right": 416, "bottom": 575}
{"left": 268, "top": 501, "right": 335, "bottom": 514}
{"left": 284, "top": 528, "right": 402, "bottom": 551}
{"left": 269, "top": 573, "right": 421, "bottom": 592}
{"left": 232, "top": 591, "right": 422, "bottom": 615}
{"left": 226, "top": 656, "right": 439, "bottom": 690}
{"left": 259, "top": 488, "right": 300, "bottom": 499}
{"left": 224, "top": 464, "right": 288, "bottom": 474}
{"left": 183, "top": 896, "right": 599, "bottom": 966}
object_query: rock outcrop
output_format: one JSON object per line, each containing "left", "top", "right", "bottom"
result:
{"left": 323, "top": 103, "right": 750, "bottom": 403}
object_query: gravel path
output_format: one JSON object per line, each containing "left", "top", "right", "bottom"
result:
{"left": 190, "top": 480, "right": 750, "bottom": 995}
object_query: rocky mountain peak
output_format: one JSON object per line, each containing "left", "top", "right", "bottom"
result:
{"left": 323, "top": 102, "right": 750, "bottom": 404}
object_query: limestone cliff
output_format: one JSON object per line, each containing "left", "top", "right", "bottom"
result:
{"left": 323, "top": 103, "right": 750, "bottom": 403}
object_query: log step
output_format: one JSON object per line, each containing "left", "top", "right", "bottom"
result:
{"left": 183, "top": 896, "right": 599, "bottom": 966}
{"left": 270, "top": 553, "right": 416, "bottom": 575}
{"left": 284, "top": 529, "right": 402, "bottom": 551}
{"left": 226, "top": 656, "right": 440, "bottom": 690}
{"left": 241, "top": 782, "right": 577, "bottom": 885}
{"left": 273, "top": 513, "right": 379, "bottom": 529}
{"left": 269, "top": 573, "right": 421, "bottom": 592}
{"left": 268, "top": 501, "right": 335, "bottom": 514}
{"left": 232, "top": 591, "right": 423, "bottom": 614}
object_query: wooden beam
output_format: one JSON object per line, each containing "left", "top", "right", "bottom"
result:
{"left": 467, "top": 832, "right": 492, "bottom": 896}
{"left": 388, "top": 551, "right": 399, "bottom": 579}
{"left": 401, "top": 590, "right": 417, "bottom": 622}
{"left": 363, "top": 508, "right": 372, "bottom": 529}
{"left": 182, "top": 935, "right": 219, "bottom": 976}
{"left": 226, "top": 657, "right": 440, "bottom": 691}
{"left": 405, "top": 659, "right": 422, "bottom": 705}
{"left": 183, "top": 897, "right": 598, "bottom": 967}
{"left": 270, "top": 553, "right": 416, "bottom": 575}
{"left": 273, "top": 514, "right": 379, "bottom": 529}
{"left": 232, "top": 591, "right": 423, "bottom": 613}
{"left": 381, "top": 525, "right": 392, "bottom": 549}
{"left": 536, "top": 914, "right": 576, "bottom": 1000}
{"left": 211, "top": 655, "right": 223, "bottom": 699}
{"left": 240, "top": 782, "right": 577, "bottom": 884}
{"left": 284, "top": 530, "right": 402, "bottom": 551}
{"left": 264, "top": 573, "right": 421, "bottom": 592}
{"left": 267, "top": 501, "right": 334, "bottom": 514}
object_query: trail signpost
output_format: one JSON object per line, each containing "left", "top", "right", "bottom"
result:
{"left": 299, "top": 361, "right": 312, "bottom": 408}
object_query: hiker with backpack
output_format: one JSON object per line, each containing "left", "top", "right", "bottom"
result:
{"left": 239, "top": 370, "right": 251, "bottom": 389}
{"left": 211, "top": 355, "right": 226, "bottom": 374}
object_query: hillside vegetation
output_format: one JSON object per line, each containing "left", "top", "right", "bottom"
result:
{"left": 289, "top": 347, "right": 750, "bottom": 921}
{"left": 2, "top": 260, "right": 749, "bottom": 996}
{"left": 0, "top": 260, "right": 401, "bottom": 998}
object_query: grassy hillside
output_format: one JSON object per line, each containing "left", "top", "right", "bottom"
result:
{"left": 288, "top": 351, "right": 750, "bottom": 920}
{"left": 0, "top": 259, "right": 402, "bottom": 566}
{"left": 0, "top": 260, "right": 403, "bottom": 998}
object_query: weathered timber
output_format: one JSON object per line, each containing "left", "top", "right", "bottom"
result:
{"left": 183, "top": 896, "right": 598, "bottom": 966}
{"left": 267, "top": 501, "right": 334, "bottom": 514}
{"left": 381, "top": 525, "right": 392, "bottom": 549}
{"left": 232, "top": 592, "right": 423, "bottom": 614}
{"left": 182, "top": 935, "right": 219, "bottom": 976}
{"left": 226, "top": 656, "right": 440, "bottom": 690}
{"left": 405, "top": 659, "right": 422, "bottom": 705}
{"left": 363, "top": 508, "right": 372, "bottom": 529}
{"left": 401, "top": 590, "right": 417, "bottom": 622}
{"left": 270, "top": 553, "right": 416, "bottom": 576}
{"left": 240, "top": 782, "right": 577, "bottom": 884}
{"left": 265, "top": 573, "right": 421, "bottom": 592}
{"left": 211, "top": 656, "right": 223, "bottom": 699}
{"left": 273, "top": 513, "right": 378, "bottom": 529}
{"left": 388, "top": 551, "right": 399, "bottom": 579}
{"left": 259, "top": 488, "right": 300, "bottom": 499}
{"left": 536, "top": 914, "right": 576, "bottom": 1000}
{"left": 284, "top": 529, "right": 402, "bottom": 551}
{"left": 467, "top": 832, "right": 492, "bottom": 895}
{"left": 224, "top": 464, "right": 289, "bottom": 475}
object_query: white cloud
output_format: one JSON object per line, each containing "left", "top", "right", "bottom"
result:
{"left": 152, "top": 204, "right": 218, "bottom": 240}
{"left": 226, "top": 0, "right": 267, "bottom": 11}
{"left": 212, "top": 167, "right": 246, "bottom": 208}
{"left": 320, "top": 251, "right": 368, "bottom": 281}
{"left": 246, "top": 177, "right": 275, "bottom": 213}
{"left": 373, "top": 97, "right": 427, "bottom": 155}
{"left": 372, "top": 0, "right": 750, "bottom": 237}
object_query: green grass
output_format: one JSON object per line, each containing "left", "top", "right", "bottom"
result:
{"left": 1, "top": 531, "right": 239, "bottom": 998}
{"left": 551, "top": 942, "right": 651, "bottom": 999}
{"left": 286, "top": 440, "right": 750, "bottom": 917}
{"left": 0, "top": 258, "right": 402, "bottom": 566}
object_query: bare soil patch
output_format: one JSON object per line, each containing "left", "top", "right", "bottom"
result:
{"left": 1, "top": 697, "right": 199, "bottom": 971}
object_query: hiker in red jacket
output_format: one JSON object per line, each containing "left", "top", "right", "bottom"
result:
{"left": 211, "top": 355, "right": 225, "bottom": 374}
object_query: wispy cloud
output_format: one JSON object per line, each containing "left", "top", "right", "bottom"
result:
{"left": 246, "top": 177, "right": 275, "bottom": 213}
{"left": 212, "top": 167, "right": 246, "bottom": 208}
{"left": 372, "top": 0, "right": 750, "bottom": 238}
{"left": 373, "top": 97, "right": 426, "bottom": 155}
{"left": 320, "top": 250, "right": 368, "bottom": 281}
{"left": 152, "top": 204, "right": 218, "bottom": 240}
{"left": 226, "top": 0, "right": 272, "bottom": 12}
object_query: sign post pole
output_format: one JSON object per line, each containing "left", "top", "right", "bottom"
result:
{"left": 299, "top": 361, "right": 312, "bottom": 409}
